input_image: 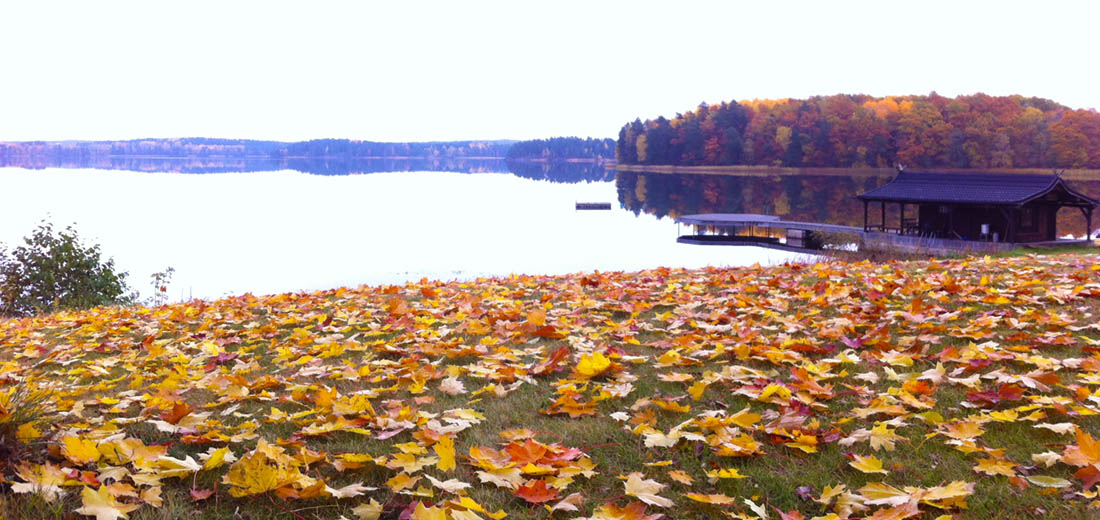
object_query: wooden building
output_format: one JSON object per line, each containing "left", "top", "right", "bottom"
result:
{"left": 857, "top": 172, "right": 1098, "bottom": 243}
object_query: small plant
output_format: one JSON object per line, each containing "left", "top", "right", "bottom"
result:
{"left": 148, "top": 267, "right": 175, "bottom": 307}
{"left": 0, "top": 384, "right": 53, "bottom": 465}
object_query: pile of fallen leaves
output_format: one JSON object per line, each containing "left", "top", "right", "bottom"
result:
{"left": 1, "top": 254, "right": 1100, "bottom": 519}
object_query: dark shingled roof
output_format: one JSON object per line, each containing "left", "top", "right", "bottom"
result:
{"left": 857, "top": 171, "right": 1097, "bottom": 206}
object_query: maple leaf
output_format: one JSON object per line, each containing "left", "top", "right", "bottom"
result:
{"left": 439, "top": 377, "right": 466, "bottom": 395}
{"left": 667, "top": 469, "right": 693, "bottom": 485}
{"left": 516, "top": 479, "right": 560, "bottom": 503}
{"left": 326, "top": 482, "right": 376, "bottom": 498}
{"left": 973, "top": 458, "right": 1017, "bottom": 477}
{"left": 199, "top": 446, "right": 235, "bottom": 471}
{"left": 476, "top": 467, "right": 525, "bottom": 489}
{"left": 140, "top": 486, "right": 163, "bottom": 508}
{"left": 859, "top": 482, "right": 910, "bottom": 506}
{"left": 942, "top": 421, "right": 984, "bottom": 440}
{"left": 869, "top": 423, "right": 904, "bottom": 451}
{"left": 425, "top": 474, "right": 470, "bottom": 493}
{"left": 62, "top": 436, "right": 101, "bottom": 465}
{"left": 11, "top": 462, "right": 66, "bottom": 502}
{"left": 684, "top": 492, "right": 735, "bottom": 504}
{"left": 623, "top": 472, "right": 673, "bottom": 508}
{"left": 410, "top": 502, "right": 448, "bottom": 520}
{"left": 575, "top": 352, "right": 611, "bottom": 378}
{"left": 533, "top": 346, "right": 571, "bottom": 375}
{"left": 351, "top": 499, "right": 384, "bottom": 520}
{"left": 75, "top": 485, "right": 139, "bottom": 520}
{"left": 850, "top": 454, "right": 889, "bottom": 474}
{"left": 589, "top": 502, "right": 663, "bottom": 520}
{"left": 862, "top": 502, "right": 920, "bottom": 520}
{"left": 385, "top": 472, "right": 422, "bottom": 492}
{"left": 545, "top": 492, "right": 585, "bottom": 514}
{"left": 160, "top": 401, "right": 194, "bottom": 424}
{"left": 706, "top": 468, "right": 747, "bottom": 480}
{"left": 434, "top": 435, "right": 456, "bottom": 471}
{"left": 1063, "top": 427, "right": 1100, "bottom": 466}
{"left": 222, "top": 450, "right": 302, "bottom": 497}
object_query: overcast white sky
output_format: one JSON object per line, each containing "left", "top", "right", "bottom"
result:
{"left": 1, "top": 0, "right": 1097, "bottom": 142}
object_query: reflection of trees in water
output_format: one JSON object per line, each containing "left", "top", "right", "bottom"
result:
{"left": 0, "top": 156, "right": 511, "bottom": 175}
{"left": 505, "top": 160, "right": 614, "bottom": 183}
{"left": 1, "top": 155, "right": 614, "bottom": 181}
{"left": 616, "top": 171, "right": 1100, "bottom": 237}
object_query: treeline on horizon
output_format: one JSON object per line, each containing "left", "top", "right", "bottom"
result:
{"left": 0, "top": 138, "right": 516, "bottom": 162}
{"left": 504, "top": 137, "right": 616, "bottom": 183}
{"left": 615, "top": 93, "right": 1100, "bottom": 169}
{"left": 0, "top": 137, "right": 615, "bottom": 180}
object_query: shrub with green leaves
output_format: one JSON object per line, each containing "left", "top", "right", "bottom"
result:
{"left": 0, "top": 222, "right": 134, "bottom": 317}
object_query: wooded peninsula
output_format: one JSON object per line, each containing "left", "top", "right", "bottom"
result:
{"left": 615, "top": 93, "right": 1100, "bottom": 170}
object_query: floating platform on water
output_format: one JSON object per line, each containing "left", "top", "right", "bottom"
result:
{"left": 576, "top": 202, "right": 612, "bottom": 210}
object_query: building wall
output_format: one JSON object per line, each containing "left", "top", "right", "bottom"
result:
{"left": 916, "top": 203, "right": 1056, "bottom": 243}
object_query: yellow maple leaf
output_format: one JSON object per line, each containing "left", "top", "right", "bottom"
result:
{"left": 222, "top": 451, "right": 301, "bottom": 497}
{"left": 859, "top": 482, "right": 910, "bottom": 506}
{"left": 973, "top": 458, "right": 1016, "bottom": 477}
{"left": 684, "top": 492, "right": 736, "bottom": 504}
{"left": 434, "top": 436, "right": 456, "bottom": 472}
{"left": 687, "top": 381, "right": 708, "bottom": 401}
{"left": 17, "top": 421, "right": 42, "bottom": 442}
{"left": 62, "top": 436, "right": 101, "bottom": 465}
{"left": 386, "top": 472, "right": 422, "bottom": 492}
{"left": 200, "top": 447, "right": 235, "bottom": 471}
{"left": 410, "top": 502, "right": 448, "bottom": 520}
{"left": 576, "top": 352, "right": 611, "bottom": 378}
{"left": 75, "top": 485, "right": 139, "bottom": 520}
{"left": 351, "top": 499, "right": 383, "bottom": 520}
{"left": 706, "top": 468, "right": 748, "bottom": 480}
{"left": 668, "top": 469, "right": 693, "bottom": 485}
{"left": 849, "top": 454, "right": 889, "bottom": 474}
{"left": 942, "top": 421, "right": 985, "bottom": 440}
{"left": 869, "top": 423, "right": 904, "bottom": 451}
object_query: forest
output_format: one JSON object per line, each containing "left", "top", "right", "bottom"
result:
{"left": 616, "top": 93, "right": 1100, "bottom": 169}
{"left": 504, "top": 137, "right": 615, "bottom": 163}
{"left": 0, "top": 138, "right": 515, "bottom": 164}
{"left": 504, "top": 137, "right": 616, "bottom": 183}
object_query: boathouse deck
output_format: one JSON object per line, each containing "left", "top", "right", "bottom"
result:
{"left": 674, "top": 213, "right": 1091, "bottom": 255}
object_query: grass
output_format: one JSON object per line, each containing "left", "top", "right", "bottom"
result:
{"left": 0, "top": 254, "right": 1099, "bottom": 518}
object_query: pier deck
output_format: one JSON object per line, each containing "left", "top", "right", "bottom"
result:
{"left": 674, "top": 213, "right": 1089, "bottom": 255}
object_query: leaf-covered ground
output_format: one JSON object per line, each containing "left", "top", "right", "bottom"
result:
{"left": 1, "top": 254, "right": 1100, "bottom": 519}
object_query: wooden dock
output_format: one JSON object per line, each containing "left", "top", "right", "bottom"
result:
{"left": 673, "top": 213, "right": 1089, "bottom": 255}
{"left": 576, "top": 202, "right": 612, "bottom": 210}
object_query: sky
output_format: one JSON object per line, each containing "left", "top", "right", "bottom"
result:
{"left": 1, "top": 0, "right": 1098, "bottom": 142}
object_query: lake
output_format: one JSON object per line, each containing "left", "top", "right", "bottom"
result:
{"left": 0, "top": 165, "right": 809, "bottom": 301}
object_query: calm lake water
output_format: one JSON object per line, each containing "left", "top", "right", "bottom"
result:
{"left": 0, "top": 167, "right": 808, "bottom": 301}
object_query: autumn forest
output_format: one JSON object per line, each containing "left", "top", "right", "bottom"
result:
{"left": 616, "top": 93, "right": 1100, "bottom": 170}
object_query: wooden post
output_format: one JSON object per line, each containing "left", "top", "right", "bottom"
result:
{"left": 1082, "top": 205, "right": 1091, "bottom": 239}
{"left": 863, "top": 200, "right": 869, "bottom": 232}
{"left": 899, "top": 203, "right": 905, "bottom": 235}
{"left": 881, "top": 201, "right": 886, "bottom": 231}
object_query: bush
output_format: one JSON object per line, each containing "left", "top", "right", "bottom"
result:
{"left": 0, "top": 222, "right": 134, "bottom": 317}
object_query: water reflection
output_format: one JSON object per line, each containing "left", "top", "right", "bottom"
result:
{"left": 0, "top": 153, "right": 614, "bottom": 180}
{"left": 0, "top": 155, "right": 510, "bottom": 175}
{"left": 0, "top": 168, "right": 804, "bottom": 300}
{"left": 616, "top": 170, "right": 1100, "bottom": 238}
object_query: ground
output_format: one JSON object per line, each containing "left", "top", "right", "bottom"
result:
{"left": 0, "top": 253, "right": 1099, "bottom": 519}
